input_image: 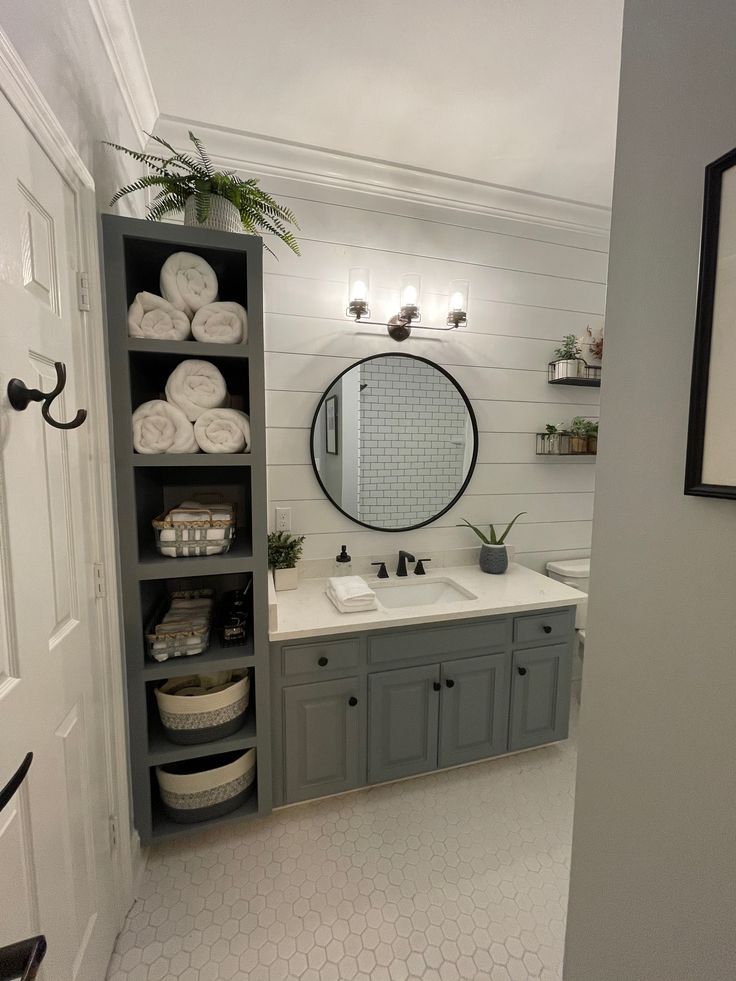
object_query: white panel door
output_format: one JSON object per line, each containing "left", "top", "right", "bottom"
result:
{"left": 0, "top": 93, "right": 118, "bottom": 980}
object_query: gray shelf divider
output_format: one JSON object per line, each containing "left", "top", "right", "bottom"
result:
{"left": 100, "top": 215, "right": 272, "bottom": 843}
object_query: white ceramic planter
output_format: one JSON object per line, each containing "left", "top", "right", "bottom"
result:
{"left": 183, "top": 194, "right": 243, "bottom": 234}
{"left": 274, "top": 567, "right": 298, "bottom": 591}
{"left": 552, "top": 358, "right": 582, "bottom": 380}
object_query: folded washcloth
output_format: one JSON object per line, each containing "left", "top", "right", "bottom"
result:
{"left": 160, "top": 252, "right": 218, "bottom": 318}
{"left": 165, "top": 359, "right": 230, "bottom": 422}
{"left": 127, "top": 291, "right": 191, "bottom": 340}
{"left": 327, "top": 576, "right": 376, "bottom": 606}
{"left": 191, "top": 301, "right": 247, "bottom": 345}
{"left": 132, "top": 400, "right": 198, "bottom": 454}
{"left": 326, "top": 586, "right": 378, "bottom": 614}
{"left": 194, "top": 409, "right": 251, "bottom": 454}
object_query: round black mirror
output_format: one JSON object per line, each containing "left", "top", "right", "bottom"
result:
{"left": 310, "top": 354, "right": 478, "bottom": 532}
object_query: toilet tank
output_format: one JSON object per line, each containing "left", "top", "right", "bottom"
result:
{"left": 546, "top": 558, "right": 590, "bottom": 628}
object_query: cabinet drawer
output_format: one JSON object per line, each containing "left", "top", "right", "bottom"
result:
{"left": 282, "top": 638, "right": 361, "bottom": 678}
{"left": 513, "top": 609, "right": 572, "bottom": 646}
{"left": 368, "top": 618, "right": 509, "bottom": 665}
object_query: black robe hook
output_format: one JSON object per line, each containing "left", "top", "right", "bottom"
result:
{"left": 7, "top": 362, "right": 87, "bottom": 430}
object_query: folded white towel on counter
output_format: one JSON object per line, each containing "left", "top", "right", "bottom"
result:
{"left": 327, "top": 576, "right": 377, "bottom": 606}
{"left": 160, "top": 251, "right": 219, "bottom": 318}
{"left": 194, "top": 409, "right": 251, "bottom": 454}
{"left": 326, "top": 586, "right": 378, "bottom": 614}
{"left": 127, "top": 291, "right": 191, "bottom": 340}
{"left": 191, "top": 301, "right": 247, "bottom": 344}
{"left": 164, "top": 359, "right": 230, "bottom": 421}
{"left": 132, "top": 400, "right": 198, "bottom": 454}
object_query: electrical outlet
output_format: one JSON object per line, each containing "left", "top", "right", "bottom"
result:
{"left": 275, "top": 507, "right": 292, "bottom": 532}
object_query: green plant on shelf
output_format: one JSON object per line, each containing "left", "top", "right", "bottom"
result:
{"left": 105, "top": 131, "right": 300, "bottom": 257}
{"left": 456, "top": 513, "right": 527, "bottom": 546}
{"left": 553, "top": 334, "right": 581, "bottom": 361}
{"left": 268, "top": 531, "right": 305, "bottom": 570}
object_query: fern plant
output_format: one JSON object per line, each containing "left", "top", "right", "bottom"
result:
{"left": 456, "top": 513, "right": 527, "bottom": 546}
{"left": 105, "top": 131, "right": 300, "bottom": 258}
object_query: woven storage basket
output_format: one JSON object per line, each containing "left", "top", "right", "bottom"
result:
{"left": 155, "top": 670, "right": 250, "bottom": 744}
{"left": 152, "top": 500, "right": 237, "bottom": 557}
{"left": 146, "top": 589, "right": 214, "bottom": 662}
{"left": 156, "top": 749, "right": 256, "bottom": 824}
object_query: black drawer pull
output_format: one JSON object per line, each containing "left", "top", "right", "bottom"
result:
{"left": 445, "top": 679, "right": 455, "bottom": 688}
{"left": 317, "top": 656, "right": 329, "bottom": 667}
{"left": 348, "top": 696, "right": 358, "bottom": 707}
{"left": 543, "top": 624, "right": 552, "bottom": 634}
{"left": 433, "top": 681, "right": 441, "bottom": 692}
{"left": 518, "top": 666, "right": 527, "bottom": 676}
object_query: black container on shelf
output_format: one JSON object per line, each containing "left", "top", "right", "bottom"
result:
{"left": 217, "top": 580, "right": 252, "bottom": 647}
{"left": 547, "top": 358, "right": 601, "bottom": 386}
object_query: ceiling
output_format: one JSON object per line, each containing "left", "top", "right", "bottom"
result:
{"left": 129, "top": 0, "right": 624, "bottom": 208}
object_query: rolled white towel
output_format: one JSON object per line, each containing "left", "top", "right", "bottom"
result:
{"left": 160, "top": 252, "right": 218, "bottom": 318}
{"left": 132, "top": 400, "right": 198, "bottom": 454}
{"left": 194, "top": 409, "right": 251, "bottom": 454}
{"left": 326, "top": 586, "right": 377, "bottom": 614}
{"left": 165, "top": 359, "right": 230, "bottom": 422}
{"left": 327, "top": 576, "right": 376, "bottom": 606}
{"left": 191, "top": 301, "right": 247, "bottom": 345}
{"left": 127, "top": 291, "right": 190, "bottom": 340}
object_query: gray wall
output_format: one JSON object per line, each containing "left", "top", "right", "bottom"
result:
{"left": 0, "top": 0, "right": 145, "bottom": 210}
{"left": 564, "top": 3, "right": 736, "bottom": 979}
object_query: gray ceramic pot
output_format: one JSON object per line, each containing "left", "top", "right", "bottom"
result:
{"left": 479, "top": 544, "right": 508, "bottom": 574}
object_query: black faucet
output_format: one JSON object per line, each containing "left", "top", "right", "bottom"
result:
{"left": 396, "top": 550, "right": 415, "bottom": 577}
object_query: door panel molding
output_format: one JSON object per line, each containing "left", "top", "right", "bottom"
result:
{"left": 0, "top": 25, "right": 134, "bottom": 922}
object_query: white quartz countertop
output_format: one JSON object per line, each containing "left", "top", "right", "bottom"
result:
{"left": 269, "top": 563, "right": 586, "bottom": 642}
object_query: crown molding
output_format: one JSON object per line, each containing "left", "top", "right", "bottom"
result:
{"left": 154, "top": 114, "right": 611, "bottom": 236}
{"left": 86, "top": 0, "right": 158, "bottom": 144}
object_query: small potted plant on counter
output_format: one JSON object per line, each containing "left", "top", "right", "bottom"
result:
{"left": 268, "top": 531, "right": 305, "bottom": 591}
{"left": 550, "top": 333, "right": 582, "bottom": 381}
{"left": 586, "top": 420, "right": 599, "bottom": 453}
{"left": 456, "top": 513, "right": 526, "bottom": 575}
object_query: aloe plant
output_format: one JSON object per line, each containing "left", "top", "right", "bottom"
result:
{"left": 456, "top": 513, "right": 527, "bottom": 546}
{"left": 105, "top": 131, "right": 300, "bottom": 258}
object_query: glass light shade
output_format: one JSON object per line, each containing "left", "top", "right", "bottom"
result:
{"left": 447, "top": 279, "right": 469, "bottom": 326}
{"left": 400, "top": 274, "right": 421, "bottom": 319}
{"left": 348, "top": 267, "right": 371, "bottom": 318}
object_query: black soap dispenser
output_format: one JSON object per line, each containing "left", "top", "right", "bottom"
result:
{"left": 334, "top": 544, "right": 352, "bottom": 577}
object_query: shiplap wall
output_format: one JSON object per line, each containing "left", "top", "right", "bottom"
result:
{"left": 259, "top": 176, "right": 606, "bottom": 574}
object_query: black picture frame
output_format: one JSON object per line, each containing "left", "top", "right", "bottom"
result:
{"left": 325, "top": 395, "right": 338, "bottom": 455}
{"left": 309, "top": 352, "right": 479, "bottom": 533}
{"left": 685, "top": 145, "right": 736, "bottom": 498}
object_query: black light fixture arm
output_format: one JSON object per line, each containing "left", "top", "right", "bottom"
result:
{"left": 7, "top": 362, "right": 87, "bottom": 430}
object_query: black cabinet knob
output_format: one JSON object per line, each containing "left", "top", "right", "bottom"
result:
{"left": 348, "top": 696, "right": 358, "bottom": 707}
{"left": 518, "top": 666, "right": 527, "bottom": 676}
{"left": 318, "top": 656, "right": 329, "bottom": 667}
{"left": 433, "top": 681, "right": 441, "bottom": 691}
{"left": 543, "top": 625, "right": 552, "bottom": 634}
{"left": 446, "top": 679, "right": 455, "bottom": 688}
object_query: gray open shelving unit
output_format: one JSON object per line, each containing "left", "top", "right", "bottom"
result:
{"left": 100, "top": 215, "right": 271, "bottom": 843}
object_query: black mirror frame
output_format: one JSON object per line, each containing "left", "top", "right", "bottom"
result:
{"left": 685, "top": 145, "right": 736, "bottom": 498}
{"left": 310, "top": 352, "right": 479, "bottom": 532}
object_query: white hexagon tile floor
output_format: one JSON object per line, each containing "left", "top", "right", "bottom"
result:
{"left": 107, "top": 708, "right": 577, "bottom": 981}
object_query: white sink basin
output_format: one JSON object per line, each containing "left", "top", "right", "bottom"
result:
{"left": 372, "top": 577, "right": 477, "bottom": 609}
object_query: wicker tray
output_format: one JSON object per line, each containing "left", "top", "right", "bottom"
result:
{"left": 152, "top": 499, "right": 237, "bottom": 558}
{"left": 146, "top": 589, "right": 215, "bottom": 662}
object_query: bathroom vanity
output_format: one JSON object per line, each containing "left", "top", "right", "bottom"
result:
{"left": 269, "top": 564, "right": 584, "bottom": 807}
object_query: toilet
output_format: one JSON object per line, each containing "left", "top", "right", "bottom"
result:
{"left": 546, "top": 557, "right": 590, "bottom": 698}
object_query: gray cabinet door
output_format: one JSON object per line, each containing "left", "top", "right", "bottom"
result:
{"left": 438, "top": 652, "right": 510, "bottom": 767}
{"left": 283, "top": 677, "right": 365, "bottom": 804}
{"left": 508, "top": 644, "right": 572, "bottom": 751}
{"left": 368, "top": 664, "right": 440, "bottom": 783}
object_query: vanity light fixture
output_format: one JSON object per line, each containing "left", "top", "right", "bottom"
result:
{"left": 346, "top": 269, "right": 469, "bottom": 342}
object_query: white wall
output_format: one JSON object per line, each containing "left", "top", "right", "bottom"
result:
{"left": 258, "top": 176, "right": 605, "bottom": 572}
{"left": 0, "top": 0, "right": 154, "bottom": 209}
{"left": 564, "top": 2, "right": 736, "bottom": 979}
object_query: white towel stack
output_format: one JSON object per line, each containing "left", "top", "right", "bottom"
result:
{"left": 326, "top": 576, "right": 377, "bottom": 614}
